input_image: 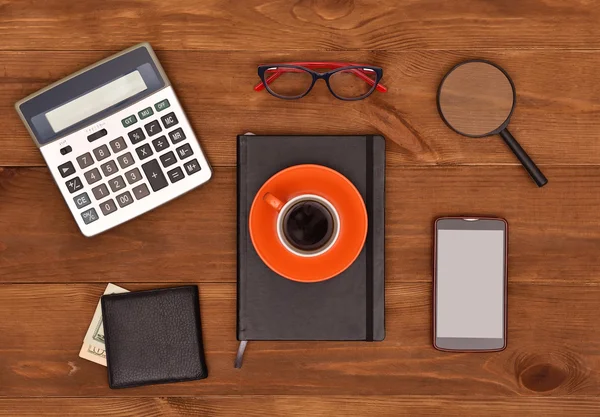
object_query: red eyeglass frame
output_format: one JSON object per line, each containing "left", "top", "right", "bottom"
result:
{"left": 254, "top": 61, "right": 388, "bottom": 94}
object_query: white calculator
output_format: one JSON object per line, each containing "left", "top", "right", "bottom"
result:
{"left": 15, "top": 43, "right": 212, "bottom": 237}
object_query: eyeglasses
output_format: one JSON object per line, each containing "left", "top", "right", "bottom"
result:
{"left": 255, "top": 62, "right": 387, "bottom": 101}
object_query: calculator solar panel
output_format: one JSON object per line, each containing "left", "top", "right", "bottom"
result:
{"left": 15, "top": 43, "right": 212, "bottom": 237}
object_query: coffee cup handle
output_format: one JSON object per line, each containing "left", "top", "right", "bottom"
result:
{"left": 263, "top": 192, "right": 285, "bottom": 212}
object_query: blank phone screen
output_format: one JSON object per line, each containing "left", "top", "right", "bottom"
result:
{"left": 436, "top": 228, "right": 505, "bottom": 339}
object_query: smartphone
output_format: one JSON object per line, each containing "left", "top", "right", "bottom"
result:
{"left": 433, "top": 217, "right": 508, "bottom": 352}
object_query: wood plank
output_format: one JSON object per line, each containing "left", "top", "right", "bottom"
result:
{"left": 0, "top": 396, "right": 599, "bottom": 416}
{"left": 1, "top": 1, "right": 600, "bottom": 51}
{"left": 0, "top": 282, "right": 599, "bottom": 396}
{"left": 1, "top": 166, "right": 599, "bottom": 284}
{"left": 2, "top": 50, "right": 600, "bottom": 167}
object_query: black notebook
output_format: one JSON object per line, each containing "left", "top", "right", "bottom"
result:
{"left": 101, "top": 286, "right": 208, "bottom": 388}
{"left": 237, "top": 135, "right": 385, "bottom": 341}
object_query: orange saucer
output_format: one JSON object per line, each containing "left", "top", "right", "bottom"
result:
{"left": 249, "top": 164, "right": 368, "bottom": 283}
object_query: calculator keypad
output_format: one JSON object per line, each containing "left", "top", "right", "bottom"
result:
{"left": 45, "top": 89, "right": 209, "bottom": 236}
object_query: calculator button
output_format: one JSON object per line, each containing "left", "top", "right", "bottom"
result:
{"left": 100, "top": 199, "right": 118, "bottom": 216}
{"left": 60, "top": 146, "right": 72, "bottom": 155}
{"left": 87, "top": 129, "right": 107, "bottom": 142}
{"left": 109, "top": 137, "right": 127, "bottom": 153}
{"left": 152, "top": 136, "right": 169, "bottom": 152}
{"left": 116, "top": 191, "right": 134, "bottom": 208}
{"left": 132, "top": 183, "right": 150, "bottom": 200}
{"left": 73, "top": 192, "right": 91, "bottom": 209}
{"left": 136, "top": 144, "right": 153, "bottom": 160}
{"left": 122, "top": 115, "right": 137, "bottom": 128}
{"left": 183, "top": 159, "right": 201, "bottom": 176}
{"left": 176, "top": 143, "right": 193, "bottom": 160}
{"left": 155, "top": 99, "right": 170, "bottom": 112}
{"left": 144, "top": 120, "right": 162, "bottom": 136}
{"left": 84, "top": 168, "right": 102, "bottom": 185}
{"left": 65, "top": 177, "right": 84, "bottom": 193}
{"left": 128, "top": 128, "right": 145, "bottom": 145}
{"left": 93, "top": 145, "right": 111, "bottom": 161}
{"left": 81, "top": 208, "right": 99, "bottom": 225}
{"left": 125, "top": 167, "right": 142, "bottom": 184}
{"left": 58, "top": 161, "right": 76, "bottom": 178}
{"left": 100, "top": 160, "right": 119, "bottom": 177}
{"left": 76, "top": 152, "right": 94, "bottom": 169}
{"left": 109, "top": 175, "right": 126, "bottom": 192}
{"left": 92, "top": 183, "right": 110, "bottom": 200}
{"left": 117, "top": 152, "right": 134, "bottom": 169}
{"left": 160, "top": 151, "right": 177, "bottom": 168}
{"left": 161, "top": 112, "right": 178, "bottom": 129}
{"left": 167, "top": 167, "right": 184, "bottom": 183}
{"left": 138, "top": 107, "right": 154, "bottom": 119}
{"left": 142, "top": 159, "right": 168, "bottom": 192}
{"left": 168, "top": 128, "right": 186, "bottom": 144}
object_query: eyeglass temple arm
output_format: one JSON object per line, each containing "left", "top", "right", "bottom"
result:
{"left": 254, "top": 65, "right": 388, "bottom": 92}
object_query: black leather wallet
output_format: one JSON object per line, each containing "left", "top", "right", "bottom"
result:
{"left": 101, "top": 285, "right": 208, "bottom": 389}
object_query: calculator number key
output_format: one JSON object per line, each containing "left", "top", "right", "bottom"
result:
{"left": 152, "top": 136, "right": 169, "bottom": 152}
{"left": 93, "top": 145, "right": 111, "bottom": 162}
{"left": 128, "top": 128, "right": 146, "bottom": 145}
{"left": 100, "top": 199, "right": 118, "bottom": 216}
{"left": 125, "top": 168, "right": 143, "bottom": 184}
{"left": 132, "top": 183, "right": 150, "bottom": 200}
{"left": 144, "top": 120, "right": 162, "bottom": 136}
{"left": 76, "top": 152, "right": 94, "bottom": 169}
{"left": 117, "top": 152, "right": 135, "bottom": 169}
{"left": 161, "top": 112, "right": 178, "bottom": 129}
{"left": 100, "top": 160, "right": 119, "bottom": 177}
{"left": 109, "top": 175, "right": 126, "bottom": 192}
{"left": 84, "top": 168, "right": 102, "bottom": 185}
{"left": 81, "top": 208, "right": 99, "bottom": 224}
{"left": 168, "top": 128, "right": 186, "bottom": 144}
{"left": 92, "top": 183, "right": 110, "bottom": 200}
{"left": 109, "top": 137, "right": 128, "bottom": 154}
{"left": 73, "top": 192, "right": 91, "bottom": 209}
{"left": 58, "top": 161, "right": 76, "bottom": 178}
{"left": 136, "top": 144, "right": 153, "bottom": 160}
{"left": 176, "top": 143, "right": 193, "bottom": 160}
{"left": 116, "top": 191, "right": 134, "bottom": 208}
{"left": 183, "top": 159, "right": 201, "bottom": 175}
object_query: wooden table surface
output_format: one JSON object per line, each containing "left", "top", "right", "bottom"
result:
{"left": 1, "top": 0, "right": 600, "bottom": 415}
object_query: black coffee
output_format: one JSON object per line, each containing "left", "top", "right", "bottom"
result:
{"left": 283, "top": 200, "right": 334, "bottom": 252}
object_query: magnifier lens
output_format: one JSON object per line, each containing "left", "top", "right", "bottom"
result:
{"left": 438, "top": 62, "right": 514, "bottom": 136}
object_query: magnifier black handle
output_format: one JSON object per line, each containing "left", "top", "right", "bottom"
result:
{"left": 499, "top": 129, "right": 548, "bottom": 187}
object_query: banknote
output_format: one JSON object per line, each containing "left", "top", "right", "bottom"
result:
{"left": 79, "top": 283, "right": 129, "bottom": 366}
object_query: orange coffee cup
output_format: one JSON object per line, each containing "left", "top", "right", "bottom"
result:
{"left": 249, "top": 164, "right": 368, "bottom": 283}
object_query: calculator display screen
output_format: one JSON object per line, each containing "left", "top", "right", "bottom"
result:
{"left": 18, "top": 45, "right": 165, "bottom": 146}
{"left": 46, "top": 70, "right": 148, "bottom": 133}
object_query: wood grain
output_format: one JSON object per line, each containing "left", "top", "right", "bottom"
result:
{"left": 1, "top": 0, "right": 600, "bottom": 51}
{"left": 0, "top": 397, "right": 599, "bottom": 416}
{"left": 2, "top": 50, "right": 600, "bottom": 167}
{"left": 1, "top": 166, "right": 599, "bottom": 284}
{"left": 1, "top": 282, "right": 599, "bottom": 397}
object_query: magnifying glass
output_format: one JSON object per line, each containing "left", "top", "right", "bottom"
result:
{"left": 437, "top": 60, "right": 548, "bottom": 187}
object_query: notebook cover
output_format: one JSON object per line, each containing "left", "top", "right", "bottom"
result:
{"left": 101, "top": 285, "right": 208, "bottom": 389}
{"left": 237, "top": 135, "right": 385, "bottom": 341}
